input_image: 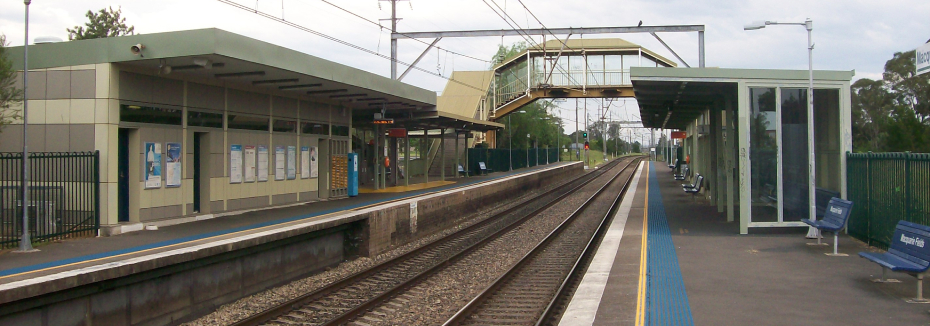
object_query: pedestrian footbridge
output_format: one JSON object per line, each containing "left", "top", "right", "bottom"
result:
{"left": 488, "top": 38, "right": 677, "bottom": 119}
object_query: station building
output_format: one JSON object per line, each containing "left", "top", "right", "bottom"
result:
{"left": 2, "top": 28, "right": 501, "bottom": 235}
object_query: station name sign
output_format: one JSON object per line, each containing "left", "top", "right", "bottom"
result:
{"left": 918, "top": 42, "right": 930, "bottom": 76}
{"left": 671, "top": 131, "right": 687, "bottom": 139}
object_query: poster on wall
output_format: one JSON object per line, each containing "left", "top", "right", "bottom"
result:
{"left": 144, "top": 142, "right": 162, "bottom": 189}
{"left": 287, "top": 146, "right": 297, "bottom": 180}
{"left": 165, "top": 142, "right": 182, "bottom": 188}
{"left": 244, "top": 146, "right": 256, "bottom": 183}
{"left": 257, "top": 145, "right": 269, "bottom": 182}
{"left": 275, "top": 146, "right": 285, "bottom": 181}
{"left": 300, "top": 146, "right": 310, "bottom": 179}
{"left": 310, "top": 146, "right": 319, "bottom": 178}
{"left": 300, "top": 147, "right": 310, "bottom": 179}
{"left": 230, "top": 144, "right": 243, "bottom": 184}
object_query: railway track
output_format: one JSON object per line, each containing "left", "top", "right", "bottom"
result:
{"left": 443, "top": 157, "right": 640, "bottom": 326}
{"left": 231, "top": 158, "right": 635, "bottom": 326}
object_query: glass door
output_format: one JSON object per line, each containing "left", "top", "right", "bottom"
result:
{"left": 780, "top": 88, "right": 810, "bottom": 222}
{"left": 749, "top": 88, "right": 778, "bottom": 223}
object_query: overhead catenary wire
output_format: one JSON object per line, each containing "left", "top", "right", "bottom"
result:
{"left": 215, "top": 0, "right": 487, "bottom": 92}
{"left": 482, "top": 0, "right": 590, "bottom": 95}
{"left": 318, "top": 0, "right": 490, "bottom": 63}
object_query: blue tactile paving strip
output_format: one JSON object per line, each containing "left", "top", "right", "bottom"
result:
{"left": 0, "top": 164, "right": 564, "bottom": 278}
{"left": 646, "top": 162, "right": 695, "bottom": 325}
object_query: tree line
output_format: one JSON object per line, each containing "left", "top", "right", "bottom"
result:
{"left": 852, "top": 43, "right": 930, "bottom": 153}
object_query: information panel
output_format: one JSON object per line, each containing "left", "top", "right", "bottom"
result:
{"left": 257, "top": 145, "right": 269, "bottom": 182}
{"left": 275, "top": 146, "right": 285, "bottom": 181}
{"left": 244, "top": 145, "right": 256, "bottom": 183}
{"left": 230, "top": 145, "right": 243, "bottom": 184}
{"left": 287, "top": 146, "right": 297, "bottom": 180}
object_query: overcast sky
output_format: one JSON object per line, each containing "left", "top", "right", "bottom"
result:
{"left": 1, "top": 0, "right": 927, "bottom": 140}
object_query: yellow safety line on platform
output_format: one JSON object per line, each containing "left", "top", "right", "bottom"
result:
{"left": 635, "top": 163, "right": 649, "bottom": 326}
{"left": 359, "top": 180, "right": 456, "bottom": 193}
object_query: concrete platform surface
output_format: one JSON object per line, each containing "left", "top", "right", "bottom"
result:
{"left": 563, "top": 162, "right": 930, "bottom": 325}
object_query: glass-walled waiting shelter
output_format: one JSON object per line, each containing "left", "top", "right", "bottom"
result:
{"left": 631, "top": 67, "right": 853, "bottom": 234}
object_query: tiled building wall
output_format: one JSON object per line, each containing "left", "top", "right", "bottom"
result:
{"left": 2, "top": 65, "right": 349, "bottom": 228}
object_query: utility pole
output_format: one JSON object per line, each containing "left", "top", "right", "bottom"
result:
{"left": 601, "top": 105, "right": 607, "bottom": 161}
{"left": 390, "top": 0, "right": 397, "bottom": 79}
{"left": 381, "top": 0, "right": 405, "bottom": 79}
{"left": 574, "top": 99, "right": 579, "bottom": 161}
{"left": 584, "top": 99, "right": 588, "bottom": 167}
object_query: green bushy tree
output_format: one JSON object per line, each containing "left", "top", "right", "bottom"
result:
{"left": 0, "top": 34, "right": 24, "bottom": 134}
{"left": 67, "top": 6, "right": 135, "bottom": 41}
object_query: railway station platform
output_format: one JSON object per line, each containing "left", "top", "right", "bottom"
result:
{"left": 0, "top": 161, "right": 580, "bottom": 326}
{"left": 561, "top": 162, "right": 928, "bottom": 325}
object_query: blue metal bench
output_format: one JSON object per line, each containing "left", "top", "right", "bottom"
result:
{"left": 801, "top": 197, "right": 853, "bottom": 256}
{"left": 683, "top": 175, "right": 703, "bottom": 201}
{"left": 457, "top": 164, "right": 470, "bottom": 177}
{"left": 859, "top": 220, "right": 930, "bottom": 303}
{"left": 478, "top": 162, "right": 493, "bottom": 175}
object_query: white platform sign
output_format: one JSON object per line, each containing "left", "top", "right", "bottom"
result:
{"left": 918, "top": 42, "right": 930, "bottom": 76}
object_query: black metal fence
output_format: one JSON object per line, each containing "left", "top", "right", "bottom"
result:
{"left": 1, "top": 151, "right": 99, "bottom": 249}
{"left": 466, "top": 148, "right": 560, "bottom": 173}
{"left": 847, "top": 152, "right": 930, "bottom": 250}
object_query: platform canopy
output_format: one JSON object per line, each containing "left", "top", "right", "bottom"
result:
{"left": 630, "top": 67, "right": 855, "bottom": 129}
{"left": 9, "top": 28, "right": 437, "bottom": 117}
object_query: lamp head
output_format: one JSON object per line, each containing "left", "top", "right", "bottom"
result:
{"left": 805, "top": 18, "right": 813, "bottom": 31}
{"left": 744, "top": 21, "right": 767, "bottom": 30}
{"left": 130, "top": 44, "right": 145, "bottom": 57}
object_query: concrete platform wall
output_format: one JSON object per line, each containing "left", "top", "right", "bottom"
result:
{"left": 0, "top": 229, "right": 344, "bottom": 326}
{"left": 362, "top": 162, "right": 583, "bottom": 256}
{"left": 0, "top": 162, "right": 582, "bottom": 326}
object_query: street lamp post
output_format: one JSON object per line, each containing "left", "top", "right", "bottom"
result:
{"left": 18, "top": 0, "right": 35, "bottom": 253}
{"left": 745, "top": 18, "right": 819, "bottom": 238}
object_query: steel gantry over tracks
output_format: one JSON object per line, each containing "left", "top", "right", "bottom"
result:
{"left": 389, "top": 25, "right": 705, "bottom": 120}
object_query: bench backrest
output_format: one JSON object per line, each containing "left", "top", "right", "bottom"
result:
{"left": 693, "top": 175, "right": 704, "bottom": 192}
{"left": 458, "top": 164, "right": 465, "bottom": 172}
{"left": 821, "top": 197, "right": 853, "bottom": 227}
{"left": 478, "top": 162, "right": 487, "bottom": 170}
{"left": 889, "top": 220, "right": 930, "bottom": 270}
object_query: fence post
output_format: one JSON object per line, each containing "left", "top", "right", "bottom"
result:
{"left": 94, "top": 151, "right": 101, "bottom": 236}
{"left": 905, "top": 152, "right": 912, "bottom": 223}
{"left": 867, "top": 151, "right": 873, "bottom": 247}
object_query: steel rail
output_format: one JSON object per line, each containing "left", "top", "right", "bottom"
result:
{"left": 230, "top": 160, "right": 624, "bottom": 326}
{"left": 319, "top": 158, "right": 631, "bottom": 326}
{"left": 443, "top": 157, "right": 642, "bottom": 326}
{"left": 535, "top": 159, "right": 641, "bottom": 325}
